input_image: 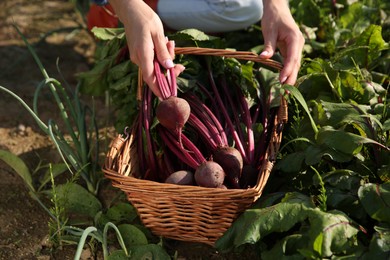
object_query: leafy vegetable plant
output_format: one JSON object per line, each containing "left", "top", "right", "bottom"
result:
{"left": 215, "top": 2, "right": 390, "bottom": 258}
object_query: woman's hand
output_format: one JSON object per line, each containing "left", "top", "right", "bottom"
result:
{"left": 109, "top": 0, "right": 184, "bottom": 98}
{"left": 260, "top": 0, "right": 305, "bottom": 85}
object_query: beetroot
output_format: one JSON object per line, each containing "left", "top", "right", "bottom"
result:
{"left": 165, "top": 170, "right": 195, "bottom": 185}
{"left": 156, "top": 96, "right": 190, "bottom": 133}
{"left": 195, "top": 161, "right": 225, "bottom": 188}
{"left": 213, "top": 146, "right": 243, "bottom": 189}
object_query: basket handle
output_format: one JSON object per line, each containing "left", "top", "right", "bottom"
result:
{"left": 137, "top": 47, "right": 284, "bottom": 101}
{"left": 174, "top": 47, "right": 283, "bottom": 71}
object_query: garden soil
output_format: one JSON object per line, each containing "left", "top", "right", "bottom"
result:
{"left": 0, "top": 1, "right": 245, "bottom": 259}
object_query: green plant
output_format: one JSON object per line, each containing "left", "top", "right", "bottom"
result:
{"left": 215, "top": 6, "right": 390, "bottom": 259}
{"left": 0, "top": 26, "right": 103, "bottom": 195}
{"left": 0, "top": 26, "right": 174, "bottom": 258}
{"left": 0, "top": 150, "right": 67, "bottom": 218}
{"left": 0, "top": 150, "right": 80, "bottom": 248}
{"left": 291, "top": 0, "right": 390, "bottom": 59}
{"left": 48, "top": 163, "right": 68, "bottom": 248}
{"left": 72, "top": 221, "right": 171, "bottom": 259}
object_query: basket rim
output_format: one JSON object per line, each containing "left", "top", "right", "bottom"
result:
{"left": 174, "top": 47, "right": 283, "bottom": 71}
{"left": 103, "top": 166, "right": 263, "bottom": 195}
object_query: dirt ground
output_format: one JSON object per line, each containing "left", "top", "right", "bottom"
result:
{"left": 0, "top": 1, "right": 238, "bottom": 259}
{"left": 0, "top": 1, "right": 97, "bottom": 259}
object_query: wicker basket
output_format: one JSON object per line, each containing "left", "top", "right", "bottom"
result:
{"left": 102, "top": 47, "right": 288, "bottom": 246}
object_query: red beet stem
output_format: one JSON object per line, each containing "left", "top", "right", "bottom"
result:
{"left": 158, "top": 126, "right": 206, "bottom": 169}
{"left": 154, "top": 59, "right": 172, "bottom": 99}
{"left": 206, "top": 65, "right": 248, "bottom": 164}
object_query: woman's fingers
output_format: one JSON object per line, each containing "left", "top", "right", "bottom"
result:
{"left": 281, "top": 40, "right": 304, "bottom": 85}
{"left": 136, "top": 39, "right": 184, "bottom": 99}
{"left": 260, "top": 0, "right": 305, "bottom": 85}
{"left": 173, "top": 64, "right": 186, "bottom": 77}
{"left": 154, "top": 34, "right": 174, "bottom": 69}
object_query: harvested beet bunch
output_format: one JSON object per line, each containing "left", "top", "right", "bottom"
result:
{"left": 130, "top": 50, "right": 284, "bottom": 189}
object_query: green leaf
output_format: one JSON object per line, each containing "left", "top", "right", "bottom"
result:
{"left": 320, "top": 101, "right": 371, "bottom": 130}
{"left": 107, "top": 250, "right": 130, "bottom": 260}
{"left": 283, "top": 85, "right": 318, "bottom": 134}
{"left": 320, "top": 169, "right": 360, "bottom": 191}
{"left": 338, "top": 2, "right": 364, "bottom": 30}
{"left": 276, "top": 152, "right": 305, "bottom": 173}
{"left": 0, "top": 149, "right": 34, "bottom": 192}
{"left": 336, "top": 25, "right": 387, "bottom": 68}
{"left": 377, "top": 165, "right": 390, "bottom": 183}
{"left": 215, "top": 192, "right": 315, "bottom": 251}
{"left": 74, "top": 226, "right": 98, "bottom": 260}
{"left": 304, "top": 144, "right": 353, "bottom": 164}
{"left": 118, "top": 224, "right": 148, "bottom": 249}
{"left": 261, "top": 234, "right": 307, "bottom": 260}
{"left": 91, "top": 27, "right": 125, "bottom": 41}
{"left": 110, "top": 73, "right": 132, "bottom": 91}
{"left": 55, "top": 183, "right": 102, "bottom": 218}
{"left": 319, "top": 170, "right": 367, "bottom": 221}
{"left": 108, "top": 60, "right": 134, "bottom": 82}
{"left": 361, "top": 225, "right": 390, "bottom": 259}
{"left": 317, "top": 126, "right": 388, "bottom": 155}
{"left": 128, "top": 244, "right": 171, "bottom": 260}
{"left": 383, "top": 119, "right": 390, "bottom": 132}
{"left": 317, "top": 126, "right": 363, "bottom": 155}
{"left": 293, "top": 0, "right": 321, "bottom": 28}
{"left": 313, "top": 232, "right": 323, "bottom": 256}
{"left": 252, "top": 192, "right": 286, "bottom": 209}
{"left": 358, "top": 183, "right": 390, "bottom": 223}
{"left": 257, "top": 67, "right": 282, "bottom": 104}
{"left": 339, "top": 72, "right": 375, "bottom": 104}
{"left": 78, "top": 58, "right": 112, "bottom": 95}
{"left": 106, "top": 203, "right": 138, "bottom": 224}
{"left": 172, "top": 28, "right": 215, "bottom": 42}
{"left": 354, "top": 25, "right": 387, "bottom": 65}
{"left": 307, "top": 209, "right": 362, "bottom": 258}
{"left": 96, "top": 202, "right": 139, "bottom": 229}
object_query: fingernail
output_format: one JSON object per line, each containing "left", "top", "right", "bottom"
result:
{"left": 164, "top": 59, "right": 174, "bottom": 68}
{"left": 165, "top": 36, "right": 169, "bottom": 43}
{"left": 260, "top": 51, "right": 269, "bottom": 57}
{"left": 280, "top": 76, "right": 288, "bottom": 84}
{"left": 170, "top": 40, "right": 175, "bottom": 48}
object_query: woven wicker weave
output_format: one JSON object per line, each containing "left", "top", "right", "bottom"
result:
{"left": 103, "top": 47, "right": 288, "bottom": 246}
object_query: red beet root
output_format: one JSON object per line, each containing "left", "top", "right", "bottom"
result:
{"left": 213, "top": 146, "right": 243, "bottom": 189}
{"left": 195, "top": 161, "right": 225, "bottom": 188}
{"left": 156, "top": 96, "right": 191, "bottom": 133}
{"left": 165, "top": 170, "right": 195, "bottom": 185}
